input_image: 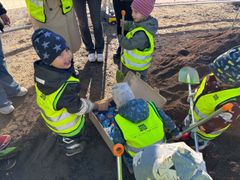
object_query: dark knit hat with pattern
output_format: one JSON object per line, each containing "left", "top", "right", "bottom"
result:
{"left": 209, "top": 46, "right": 240, "bottom": 85}
{"left": 32, "top": 28, "right": 69, "bottom": 65}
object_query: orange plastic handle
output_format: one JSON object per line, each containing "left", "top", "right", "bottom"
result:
{"left": 112, "top": 143, "right": 124, "bottom": 157}
{"left": 121, "top": 10, "right": 126, "bottom": 17}
{"left": 221, "top": 103, "right": 234, "bottom": 112}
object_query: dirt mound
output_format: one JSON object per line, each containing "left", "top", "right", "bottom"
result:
{"left": 149, "top": 30, "right": 240, "bottom": 123}
{"left": 148, "top": 29, "right": 240, "bottom": 179}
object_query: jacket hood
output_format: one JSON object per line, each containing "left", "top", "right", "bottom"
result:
{"left": 34, "top": 60, "right": 75, "bottom": 95}
{"left": 118, "top": 98, "right": 149, "bottom": 123}
{"left": 135, "top": 16, "right": 158, "bottom": 35}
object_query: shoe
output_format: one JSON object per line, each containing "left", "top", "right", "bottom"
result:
{"left": 0, "top": 135, "right": 11, "bottom": 151}
{"left": 198, "top": 141, "right": 209, "bottom": 150}
{"left": 16, "top": 87, "right": 28, "bottom": 97}
{"left": 65, "top": 141, "right": 86, "bottom": 157}
{"left": 88, "top": 53, "right": 96, "bottom": 62}
{"left": 97, "top": 53, "right": 104, "bottom": 62}
{"left": 0, "top": 105, "right": 14, "bottom": 115}
{"left": 185, "top": 137, "right": 209, "bottom": 151}
{"left": 0, "top": 158, "right": 16, "bottom": 171}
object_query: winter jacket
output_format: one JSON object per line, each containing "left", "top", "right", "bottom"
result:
{"left": 0, "top": 3, "right": 6, "bottom": 16}
{"left": 34, "top": 60, "right": 83, "bottom": 114}
{"left": 119, "top": 16, "right": 158, "bottom": 51}
{"left": 112, "top": 98, "right": 178, "bottom": 145}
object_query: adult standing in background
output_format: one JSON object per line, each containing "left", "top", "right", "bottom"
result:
{"left": 73, "top": 0, "right": 104, "bottom": 63}
{"left": 0, "top": 2, "right": 28, "bottom": 114}
{"left": 112, "top": 0, "right": 133, "bottom": 61}
{"left": 25, "top": 0, "right": 81, "bottom": 53}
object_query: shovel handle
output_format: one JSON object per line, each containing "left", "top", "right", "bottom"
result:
{"left": 169, "top": 103, "right": 234, "bottom": 142}
{"left": 121, "top": 10, "right": 126, "bottom": 36}
{"left": 121, "top": 10, "right": 126, "bottom": 18}
{"left": 112, "top": 143, "right": 124, "bottom": 157}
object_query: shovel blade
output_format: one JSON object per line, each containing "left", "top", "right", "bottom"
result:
{"left": 178, "top": 66, "right": 200, "bottom": 85}
{"left": 116, "top": 70, "right": 125, "bottom": 83}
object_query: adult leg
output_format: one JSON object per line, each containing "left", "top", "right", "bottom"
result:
{"left": 0, "top": 83, "right": 12, "bottom": 108}
{"left": 73, "top": 0, "right": 95, "bottom": 53}
{"left": 0, "top": 39, "right": 20, "bottom": 99}
{"left": 113, "top": 0, "right": 122, "bottom": 36}
{"left": 87, "top": 0, "right": 104, "bottom": 54}
{"left": 112, "top": 0, "right": 133, "bottom": 59}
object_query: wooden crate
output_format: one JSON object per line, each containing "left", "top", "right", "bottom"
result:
{"left": 89, "top": 71, "right": 167, "bottom": 151}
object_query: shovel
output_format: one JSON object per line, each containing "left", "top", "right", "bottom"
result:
{"left": 112, "top": 143, "right": 124, "bottom": 180}
{"left": 116, "top": 10, "right": 126, "bottom": 83}
{"left": 169, "top": 103, "right": 234, "bottom": 142}
{"left": 178, "top": 66, "right": 200, "bottom": 151}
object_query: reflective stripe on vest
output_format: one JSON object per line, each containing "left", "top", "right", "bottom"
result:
{"left": 25, "top": 0, "right": 73, "bottom": 23}
{"left": 115, "top": 102, "right": 165, "bottom": 157}
{"left": 197, "top": 125, "right": 230, "bottom": 140}
{"left": 121, "top": 27, "right": 154, "bottom": 71}
{"left": 125, "top": 138, "right": 166, "bottom": 154}
{"left": 193, "top": 73, "right": 240, "bottom": 140}
{"left": 35, "top": 76, "right": 84, "bottom": 137}
{"left": 40, "top": 109, "right": 84, "bottom": 131}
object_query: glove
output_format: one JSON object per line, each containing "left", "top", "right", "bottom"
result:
{"left": 76, "top": 98, "right": 95, "bottom": 115}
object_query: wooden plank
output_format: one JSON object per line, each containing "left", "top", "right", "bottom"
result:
{"left": 89, "top": 72, "right": 167, "bottom": 151}
{"left": 124, "top": 71, "right": 167, "bottom": 108}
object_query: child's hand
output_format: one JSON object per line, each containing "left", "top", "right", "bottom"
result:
{"left": 120, "top": 19, "right": 125, "bottom": 27}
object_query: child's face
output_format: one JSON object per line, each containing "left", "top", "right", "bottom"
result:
{"left": 51, "top": 49, "right": 73, "bottom": 69}
{"left": 131, "top": 8, "right": 146, "bottom": 23}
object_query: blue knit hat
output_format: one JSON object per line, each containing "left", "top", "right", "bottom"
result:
{"left": 209, "top": 46, "right": 240, "bottom": 85}
{"left": 32, "top": 28, "right": 69, "bottom": 65}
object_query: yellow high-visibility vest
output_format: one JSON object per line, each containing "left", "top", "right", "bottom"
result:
{"left": 193, "top": 73, "right": 240, "bottom": 140}
{"left": 121, "top": 27, "right": 154, "bottom": 71}
{"left": 115, "top": 102, "right": 165, "bottom": 157}
{"left": 35, "top": 76, "right": 85, "bottom": 137}
{"left": 25, "top": 0, "right": 73, "bottom": 23}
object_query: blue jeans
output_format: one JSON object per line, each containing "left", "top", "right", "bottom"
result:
{"left": 73, "top": 0, "right": 104, "bottom": 54}
{"left": 0, "top": 39, "right": 20, "bottom": 108}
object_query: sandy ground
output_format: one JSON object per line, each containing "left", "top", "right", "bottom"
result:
{"left": 0, "top": 3, "right": 240, "bottom": 180}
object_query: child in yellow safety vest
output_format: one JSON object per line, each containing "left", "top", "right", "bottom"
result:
{"left": 32, "top": 28, "right": 104, "bottom": 156}
{"left": 184, "top": 46, "right": 240, "bottom": 150}
{"left": 111, "top": 83, "right": 179, "bottom": 173}
{"left": 119, "top": 0, "right": 157, "bottom": 81}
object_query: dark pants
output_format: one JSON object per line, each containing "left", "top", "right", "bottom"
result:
{"left": 112, "top": 0, "right": 133, "bottom": 35}
{"left": 112, "top": 0, "right": 133, "bottom": 55}
{"left": 73, "top": 0, "right": 104, "bottom": 54}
